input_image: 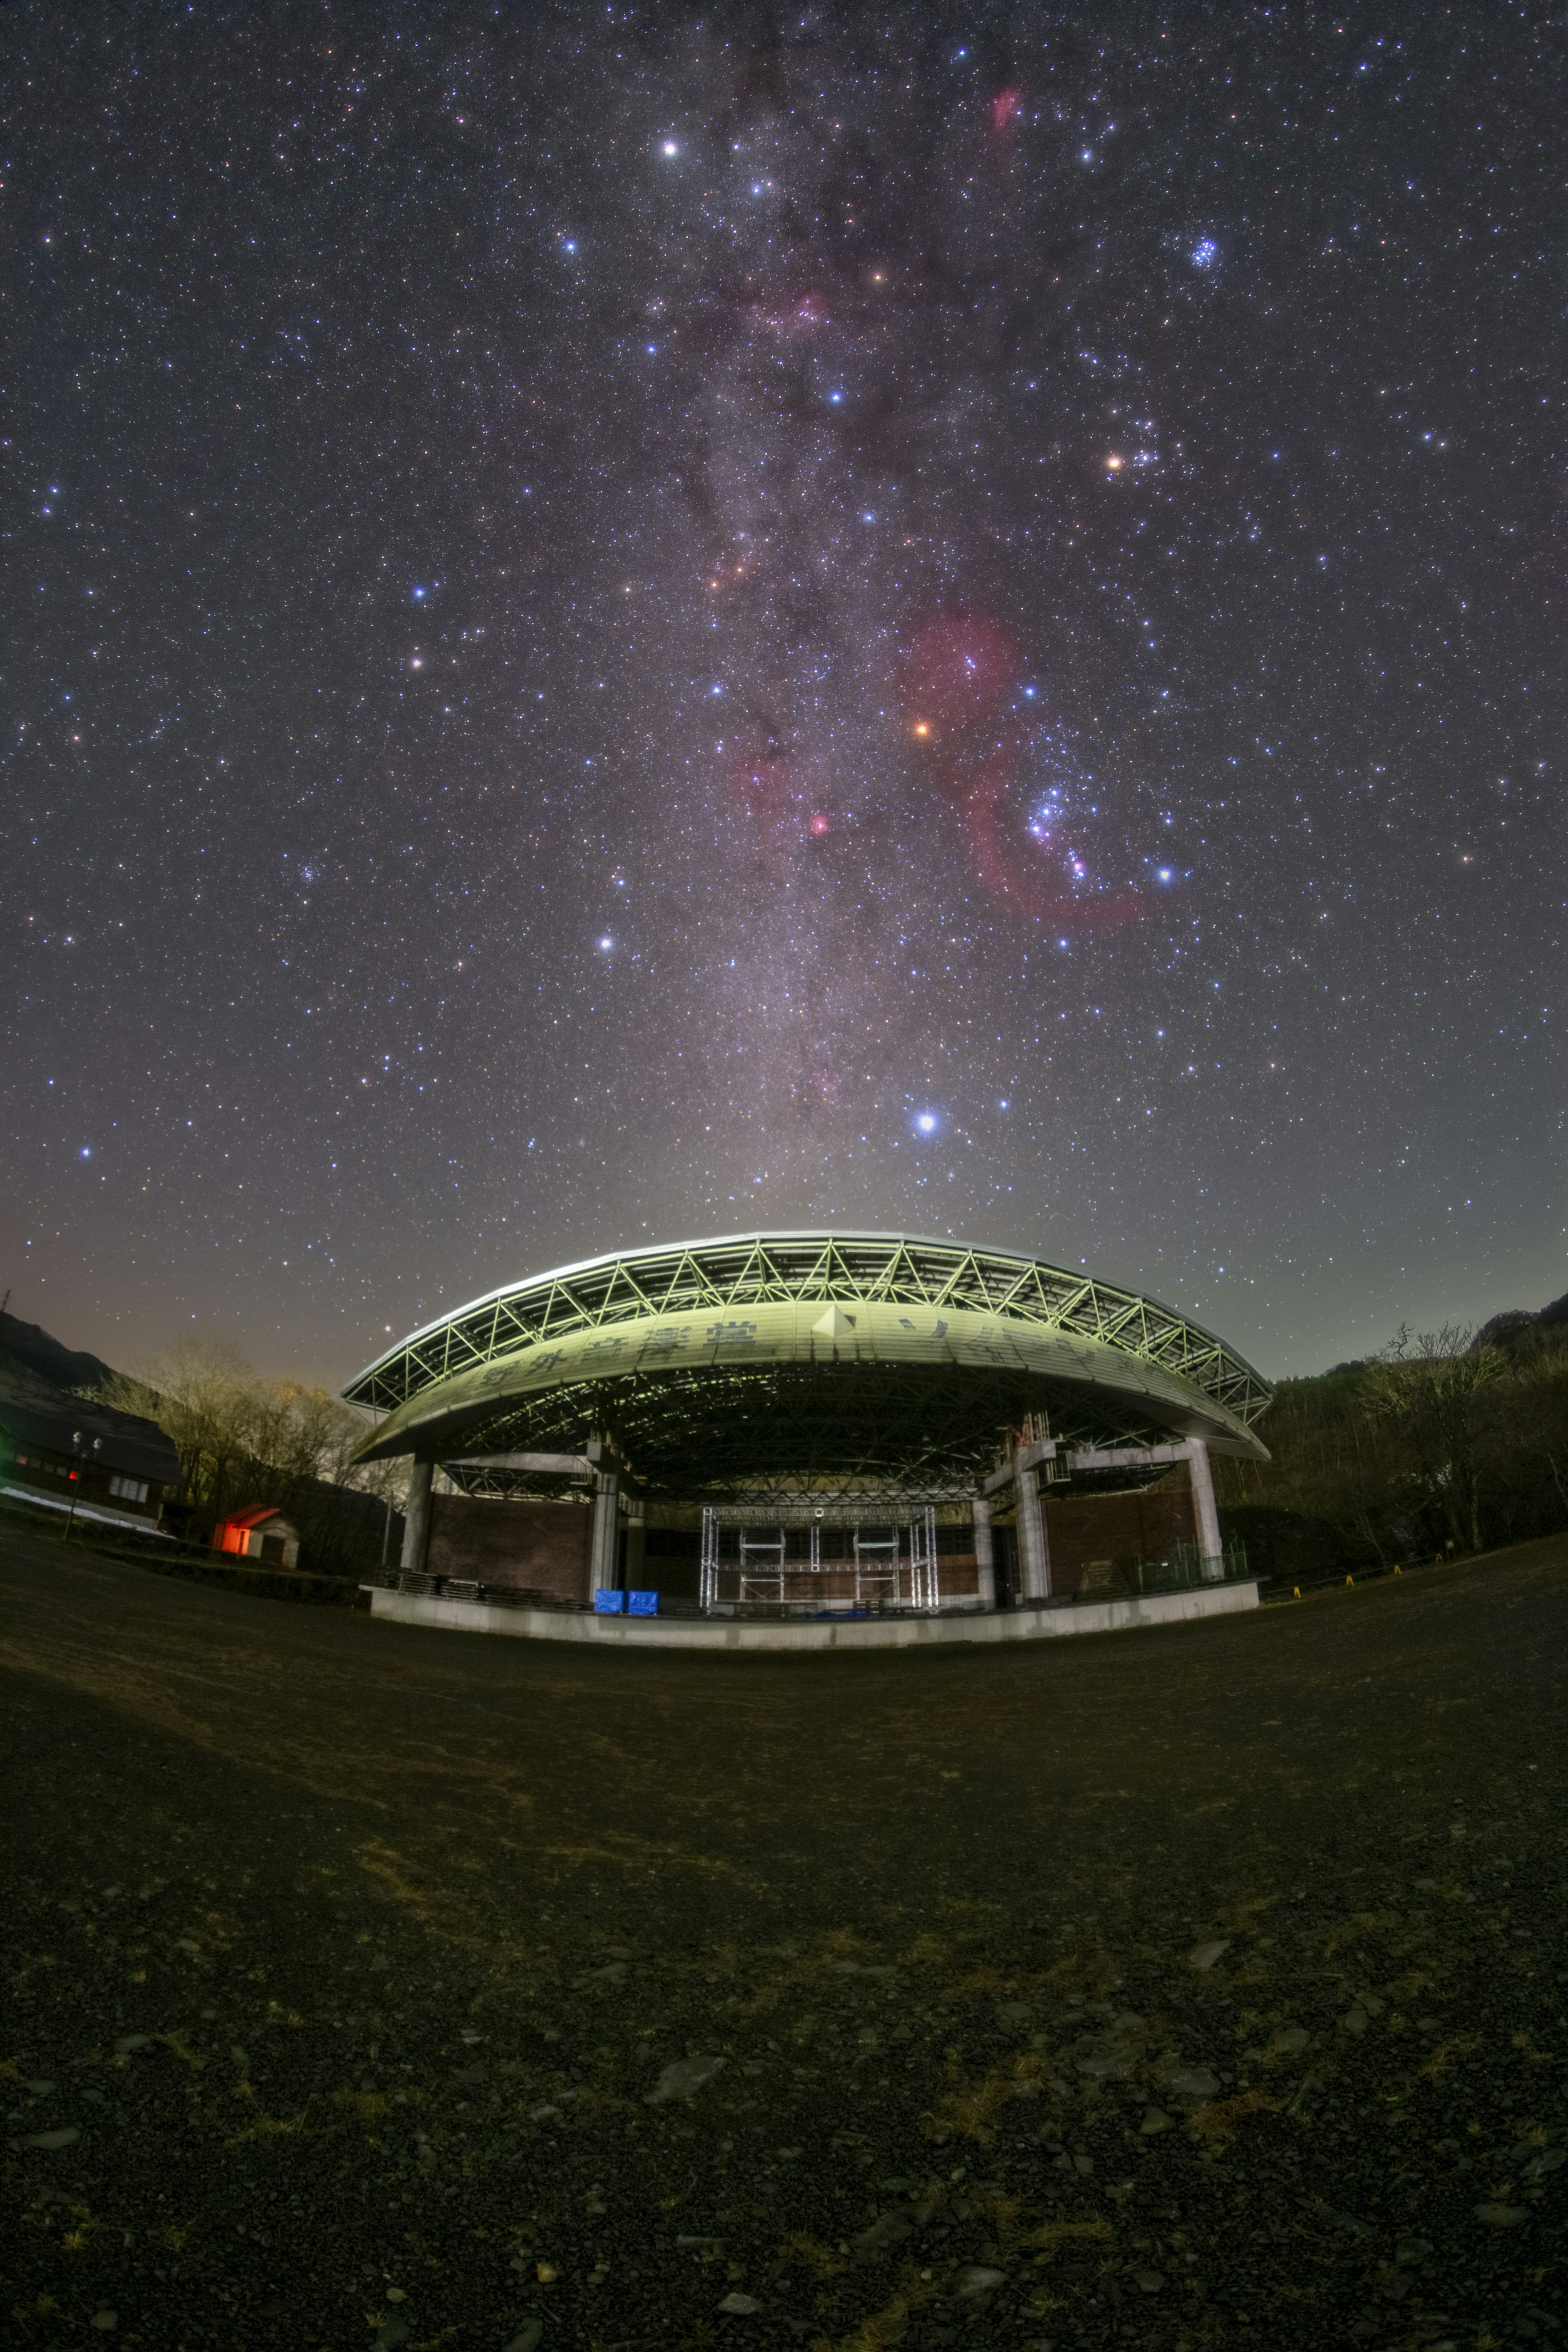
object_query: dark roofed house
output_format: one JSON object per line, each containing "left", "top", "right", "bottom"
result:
{"left": 0, "top": 1372, "right": 181, "bottom": 1535}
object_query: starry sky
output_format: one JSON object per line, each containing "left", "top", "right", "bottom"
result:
{"left": 6, "top": 4, "right": 1564, "bottom": 1389}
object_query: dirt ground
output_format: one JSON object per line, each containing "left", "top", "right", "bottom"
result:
{"left": 2, "top": 1524, "right": 1564, "bottom": 2352}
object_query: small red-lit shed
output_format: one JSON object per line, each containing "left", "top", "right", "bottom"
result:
{"left": 213, "top": 1506, "right": 301, "bottom": 1569}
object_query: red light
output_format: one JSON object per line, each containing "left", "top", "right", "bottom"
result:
{"left": 69, "top": 1470, "right": 78, "bottom": 1481}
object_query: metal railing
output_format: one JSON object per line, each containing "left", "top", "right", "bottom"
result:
{"left": 1119, "top": 1541, "right": 1251, "bottom": 1597}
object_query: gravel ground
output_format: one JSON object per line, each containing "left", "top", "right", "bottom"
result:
{"left": 2, "top": 1524, "right": 1564, "bottom": 2352}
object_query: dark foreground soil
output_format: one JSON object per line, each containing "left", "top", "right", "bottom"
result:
{"left": 2, "top": 1526, "right": 1564, "bottom": 2352}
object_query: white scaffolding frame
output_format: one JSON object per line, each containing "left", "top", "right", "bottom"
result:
{"left": 908, "top": 1506, "right": 938, "bottom": 1609}
{"left": 737, "top": 1526, "right": 787, "bottom": 1604}
{"left": 700, "top": 1503, "right": 942, "bottom": 1612}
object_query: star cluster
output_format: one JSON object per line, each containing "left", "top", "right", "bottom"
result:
{"left": 5, "top": 6, "right": 1563, "bottom": 1379}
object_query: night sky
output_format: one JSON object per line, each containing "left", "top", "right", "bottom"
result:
{"left": 7, "top": 5, "right": 1564, "bottom": 1389}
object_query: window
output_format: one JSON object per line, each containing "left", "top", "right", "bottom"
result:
{"left": 109, "top": 1474, "right": 149, "bottom": 1505}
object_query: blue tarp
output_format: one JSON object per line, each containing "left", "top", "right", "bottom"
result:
{"left": 592, "top": 1588, "right": 625, "bottom": 1613}
{"left": 627, "top": 1590, "right": 658, "bottom": 1616}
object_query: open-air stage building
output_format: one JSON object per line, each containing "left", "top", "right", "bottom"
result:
{"left": 346, "top": 1231, "right": 1274, "bottom": 1650}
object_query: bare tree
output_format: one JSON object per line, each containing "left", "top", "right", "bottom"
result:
{"left": 99, "top": 1343, "right": 407, "bottom": 1550}
{"left": 100, "top": 1340, "right": 257, "bottom": 1510}
{"left": 1358, "top": 1325, "right": 1503, "bottom": 1556}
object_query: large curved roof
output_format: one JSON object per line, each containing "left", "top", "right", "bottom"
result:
{"left": 345, "top": 1231, "right": 1271, "bottom": 1494}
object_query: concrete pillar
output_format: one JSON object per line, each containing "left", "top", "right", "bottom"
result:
{"left": 400, "top": 1457, "right": 434, "bottom": 1577}
{"left": 1016, "top": 1464, "right": 1052, "bottom": 1601}
{"left": 589, "top": 1467, "right": 621, "bottom": 1595}
{"left": 1187, "top": 1438, "right": 1224, "bottom": 1579}
{"left": 624, "top": 1498, "right": 647, "bottom": 1590}
{"left": 971, "top": 1492, "right": 996, "bottom": 1608}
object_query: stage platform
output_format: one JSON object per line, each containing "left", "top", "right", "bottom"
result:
{"left": 362, "top": 1578, "right": 1259, "bottom": 1650}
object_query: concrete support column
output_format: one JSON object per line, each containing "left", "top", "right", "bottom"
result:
{"left": 1187, "top": 1438, "right": 1224, "bottom": 1579}
{"left": 399, "top": 1457, "right": 434, "bottom": 1577}
{"left": 1016, "top": 1465, "right": 1052, "bottom": 1601}
{"left": 589, "top": 1468, "right": 621, "bottom": 1596}
{"left": 971, "top": 1492, "right": 996, "bottom": 1608}
{"left": 624, "top": 1497, "right": 647, "bottom": 1591}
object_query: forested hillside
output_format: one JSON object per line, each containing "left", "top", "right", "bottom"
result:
{"left": 1216, "top": 1296, "right": 1568, "bottom": 1581}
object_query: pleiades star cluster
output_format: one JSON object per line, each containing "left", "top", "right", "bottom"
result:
{"left": 5, "top": 6, "right": 1563, "bottom": 1381}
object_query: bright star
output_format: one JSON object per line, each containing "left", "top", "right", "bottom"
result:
{"left": 915, "top": 1113, "right": 938, "bottom": 1135}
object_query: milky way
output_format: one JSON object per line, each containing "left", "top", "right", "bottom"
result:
{"left": 6, "top": 6, "right": 1563, "bottom": 1381}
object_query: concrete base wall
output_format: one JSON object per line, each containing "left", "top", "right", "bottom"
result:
{"left": 365, "top": 1579, "right": 1258, "bottom": 1650}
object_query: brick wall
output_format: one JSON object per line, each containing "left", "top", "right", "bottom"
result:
{"left": 427, "top": 1494, "right": 592, "bottom": 1604}
{"left": 1042, "top": 1486, "right": 1198, "bottom": 1595}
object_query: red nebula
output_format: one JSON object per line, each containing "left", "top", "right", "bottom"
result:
{"left": 726, "top": 751, "right": 794, "bottom": 814}
{"left": 902, "top": 610, "right": 1018, "bottom": 728}
{"left": 895, "top": 606, "right": 1145, "bottom": 928}
{"left": 990, "top": 86, "right": 1025, "bottom": 136}
{"left": 724, "top": 748, "right": 837, "bottom": 848}
{"left": 963, "top": 761, "right": 1143, "bottom": 932}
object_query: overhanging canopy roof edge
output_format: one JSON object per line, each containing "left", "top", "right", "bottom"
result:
{"left": 345, "top": 1229, "right": 1270, "bottom": 1402}
{"left": 343, "top": 1231, "right": 1273, "bottom": 1487}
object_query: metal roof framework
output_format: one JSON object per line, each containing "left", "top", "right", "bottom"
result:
{"left": 343, "top": 1230, "right": 1272, "bottom": 1496}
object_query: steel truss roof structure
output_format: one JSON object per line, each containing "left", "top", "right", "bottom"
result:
{"left": 697, "top": 1488, "right": 981, "bottom": 1519}
{"left": 345, "top": 1230, "right": 1272, "bottom": 1495}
